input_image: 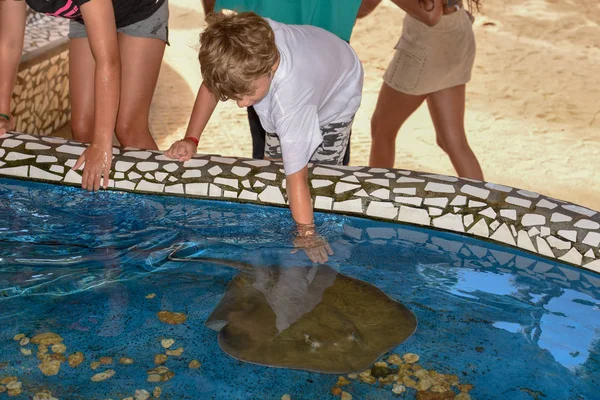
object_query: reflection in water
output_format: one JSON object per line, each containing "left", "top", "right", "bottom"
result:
{"left": 416, "top": 262, "right": 600, "bottom": 372}
{"left": 205, "top": 264, "right": 417, "bottom": 374}
{"left": 539, "top": 289, "right": 600, "bottom": 370}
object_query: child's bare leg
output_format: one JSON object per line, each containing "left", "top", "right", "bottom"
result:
{"left": 369, "top": 82, "right": 426, "bottom": 168}
{"left": 426, "top": 84, "right": 483, "bottom": 180}
{"left": 114, "top": 34, "right": 165, "bottom": 150}
{"left": 69, "top": 38, "right": 96, "bottom": 143}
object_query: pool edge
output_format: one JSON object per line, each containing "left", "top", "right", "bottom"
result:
{"left": 0, "top": 132, "right": 598, "bottom": 274}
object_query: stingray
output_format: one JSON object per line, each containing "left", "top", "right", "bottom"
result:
{"left": 183, "top": 251, "right": 418, "bottom": 374}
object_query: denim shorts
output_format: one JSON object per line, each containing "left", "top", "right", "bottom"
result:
{"left": 68, "top": 0, "right": 169, "bottom": 44}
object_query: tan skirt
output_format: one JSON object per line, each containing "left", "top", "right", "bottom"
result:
{"left": 383, "top": 8, "right": 476, "bottom": 96}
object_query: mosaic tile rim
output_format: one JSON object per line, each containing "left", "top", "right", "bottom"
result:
{"left": 0, "top": 132, "right": 599, "bottom": 275}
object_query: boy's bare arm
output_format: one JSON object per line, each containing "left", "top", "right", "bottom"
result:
{"left": 287, "top": 166, "right": 333, "bottom": 263}
{"left": 286, "top": 166, "right": 314, "bottom": 225}
{"left": 185, "top": 82, "right": 218, "bottom": 140}
{"left": 165, "top": 82, "right": 218, "bottom": 161}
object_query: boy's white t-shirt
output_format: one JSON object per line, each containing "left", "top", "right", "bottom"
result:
{"left": 253, "top": 18, "right": 364, "bottom": 176}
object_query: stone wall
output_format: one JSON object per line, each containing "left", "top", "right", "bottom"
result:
{"left": 11, "top": 10, "right": 70, "bottom": 135}
{"left": 0, "top": 133, "right": 599, "bottom": 276}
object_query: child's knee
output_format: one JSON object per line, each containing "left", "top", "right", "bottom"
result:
{"left": 70, "top": 116, "right": 94, "bottom": 143}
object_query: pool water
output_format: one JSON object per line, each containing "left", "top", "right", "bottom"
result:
{"left": 0, "top": 178, "right": 598, "bottom": 399}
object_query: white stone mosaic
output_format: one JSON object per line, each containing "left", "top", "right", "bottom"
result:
{"left": 182, "top": 170, "right": 202, "bottom": 179}
{"left": 463, "top": 215, "right": 474, "bottom": 228}
{"left": 433, "top": 214, "right": 464, "bottom": 233}
{"left": 575, "top": 219, "right": 600, "bottom": 230}
{"left": 366, "top": 201, "right": 398, "bottom": 219}
{"left": 397, "top": 177, "right": 424, "bottom": 183}
{"left": 461, "top": 185, "right": 490, "bottom": 199}
{"left": 256, "top": 172, "right": 276, "bottom": 181}
{"left": 500, "top": 209, "right": 517, "bottom": 220}
{"left": 334, "top": 199, "right": 364, "bottom": 214}
{"left": 232, "top": 166, "right": 251, "bottom": 177}
{"left": 479, "top": 207, "right": 497, "bottom": 219}
{"left": 183, "top": 159, "right": 208, "bottom": 168}
{"left": 537, "top": 199, "right": 558, "bottom": 209}
{"left": 214, "top": 177, "right": 238, "bottom": 189}
{"left": 490, "top": 220, "right": 500, "bottom": 231}
{"left": 335, "top": 182, "right": 360, "bottom": 194}
{"left": 506, "top": 196, "right": 532, "bottom": 208}
{"left": 563, "top": 204, "right": 596, "bottom": 217}
{"left": 428, "top": 207, "right": 443, "bottom": 217}
{"left": 398, "top": 206, "right": 430, "bottom": 225}
{"left": 341, "top": 175, "right": 360, "bottom": 183}
{"left": 208, "top": 166, "right": 223, "bottom": 176}
{"left": 137, "top": 162, "right": 159, "bottom": 172}
{"left": 394, "top": 187, "right": 417, "bottom": 195}
{"left": 425, "top": 182, "right": 455, "bottom": 194}
{"left": 1, "top": 134, "right": 599, "bottom": 277}
{"left": 312, "top": 179, "right": 334, "bottom": 189}
{"left": 165, "top": 184, "right": 184, "bottom": 194}
{"left": 371, "top": 188, "right": 390, "bottom": 200}
{"left": 395, "top": 196, "right": 422, "bottom": 207}
{"left": 315, "top": 195, "right": 333, "bottom": 211}
{"left": 314, "top": 167, "right": 344, "bottom": 176}
{"left": 239, "top": 190, "right": 258, "bottom": 201}
{"left": 485, "top": 182, "right": 513, "bottom": 193}
{"left": 6, "top": 152, "right": 35, "bottom": 161}
{"left": 366, "top": 178, "right": 390, "bottom": 187}
{"left": 424, "top": 197, "right": 448, "bottom": 208}
{"left": 491, "top": 224, "right": 515, "bottom": 246}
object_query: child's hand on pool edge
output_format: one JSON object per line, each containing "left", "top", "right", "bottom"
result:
{"left": 72, "top": 140, "right": 113, "bottom": 191}
{"left": 0, "top": 114, "right": 14, "bottom": 137}
{"left": 165, "top": 138, "right": 198, "bottom": 162}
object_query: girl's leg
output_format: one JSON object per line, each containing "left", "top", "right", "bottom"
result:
{"left": 427, "top": 84, "right": 484, "bottom": 180}
{"left": 114, "top": 33, "right": 165, "bottom": 149}
{"left": 369, "top": 82, "right": 427, "bottom": 168}
{"left": 69, "top": 38, "right": 96, "bottom": 143}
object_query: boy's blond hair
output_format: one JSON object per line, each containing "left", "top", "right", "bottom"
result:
{"left": 200, "top": 12, "right": 278, "bottom": 101}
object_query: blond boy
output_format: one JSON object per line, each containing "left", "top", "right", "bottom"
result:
{"left": 165, "top": 12, "right": 363, "bottom": 263}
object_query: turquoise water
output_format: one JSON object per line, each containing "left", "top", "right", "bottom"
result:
{"left": 0, "top": 177, "right": 598, "bottom": 399}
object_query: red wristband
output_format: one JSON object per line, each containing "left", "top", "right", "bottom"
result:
{"left": 183, "top": 136, "right": 199, "bottom": 147}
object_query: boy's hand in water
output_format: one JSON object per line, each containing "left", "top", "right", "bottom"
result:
{"left": 292, "top": 224, "right": 333, "bottom": 264}
{"left": 165, "top": 138, "right": 197, "bottom": 162}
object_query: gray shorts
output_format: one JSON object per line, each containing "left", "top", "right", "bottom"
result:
{"left": 68, "top": 0, "right": 169, "bottom": 44}
{"left": 265, "top": 118, "right": 354, "bottom": 165}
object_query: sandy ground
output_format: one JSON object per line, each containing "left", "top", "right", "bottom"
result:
{"left": 56, "top": 0, "right": 600, "bottom": 211}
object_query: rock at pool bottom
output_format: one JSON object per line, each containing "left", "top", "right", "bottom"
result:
{"left": 333, "top": 354, "right": 475, "bottom": 399}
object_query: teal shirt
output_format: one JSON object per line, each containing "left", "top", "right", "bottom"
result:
{"left": 214, "top": 0, "right": 361, "bottom": 42}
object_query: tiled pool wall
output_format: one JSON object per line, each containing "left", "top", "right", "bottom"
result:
{"left": 12, "top": 10, "right": 70, "bottom": 135}
{"left": 1, "top": 133, "right": 599, "bottom": 277}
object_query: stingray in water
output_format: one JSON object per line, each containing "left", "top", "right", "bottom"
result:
{"left": 182, "top": 251, "right": 418, "bottom": 374}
